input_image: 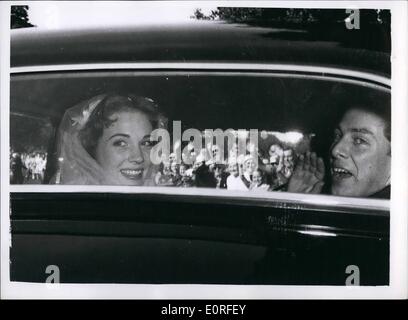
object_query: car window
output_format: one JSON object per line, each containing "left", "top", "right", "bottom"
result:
{"left": 10, "top": 70, "right": 390, "bottom": 199}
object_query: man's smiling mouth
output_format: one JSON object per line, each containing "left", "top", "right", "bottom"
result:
{"left": 120, "top": 169, "right": 144, "bottom": 180}
{"left": 331, "top": 167, "right": 353, "bottom": 180}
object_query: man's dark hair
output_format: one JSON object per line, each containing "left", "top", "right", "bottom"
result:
{"left": 336, "top": 89, "right": 391, "bottom": 142}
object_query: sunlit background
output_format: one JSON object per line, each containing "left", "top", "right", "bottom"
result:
{"left": 28, "top": 2, "right": 217, "bottom": 29}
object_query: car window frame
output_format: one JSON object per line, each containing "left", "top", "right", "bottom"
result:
{"left": 9, "top": 62, "right": 391, "bottom": 215}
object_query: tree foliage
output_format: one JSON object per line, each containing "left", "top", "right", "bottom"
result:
{"left": 191, "top": 8, "right": 391, "bottom": 52}
{"left": 11, "top": 5, "right": 34, "bottom": 29}
{"left": 192, "top": 7, "right": 390, "bottom": 28}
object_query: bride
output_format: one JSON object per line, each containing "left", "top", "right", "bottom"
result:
{"left": 53, "top": 93, "right": 167, "bottom": 185}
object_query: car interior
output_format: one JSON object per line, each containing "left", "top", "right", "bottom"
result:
{"left": 10, "top": 71, "right": 390, "bottom": 197}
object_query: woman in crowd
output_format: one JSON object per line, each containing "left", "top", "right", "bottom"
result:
{"left": 226, "top": 162, "right": 248, "bottom": 191}
{"left": 53, "top": 93, "right": 167, "bottom": 185}
{"left": 176, "top": 163, "right": 195, "bottom": 187}
{"left": 241, "top": 155, "right": 257, "bottom": 189}
{"left": 250, "top": 169, "right": 270, "bottom": 192}
{"left": 155, "top": 162, "right": 175, "bottom": 186}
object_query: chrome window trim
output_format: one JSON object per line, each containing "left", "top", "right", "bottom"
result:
{"left": 11, "top": 62, "right": 391, "bottom": 89}
{"left": 12, "top": 71, "right": 390, "bottom": 93}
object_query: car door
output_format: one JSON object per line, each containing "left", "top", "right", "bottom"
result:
{"left": 9, "top": 61, "right": 390, "bottom": 285}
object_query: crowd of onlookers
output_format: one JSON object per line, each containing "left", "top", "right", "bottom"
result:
{"left": 10, "top": 142, "right": 298, "bottom": 190}
{"left": 154, "top": 142, "right": 297, "bottom": 192}
{"left": 10, "top": 149, "right": 47, "bottom": 184}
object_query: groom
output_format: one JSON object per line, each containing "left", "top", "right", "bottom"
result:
{"left": 288, "top": 102, "right": 391, "bottom": 199}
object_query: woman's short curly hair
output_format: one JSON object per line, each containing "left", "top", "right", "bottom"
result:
{"left": 79, "top": 94, "right": 166, "bottom": 158}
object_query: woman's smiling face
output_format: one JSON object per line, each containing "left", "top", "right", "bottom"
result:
{"left": 95, "top": 110, "right": 154, "bottom": 185}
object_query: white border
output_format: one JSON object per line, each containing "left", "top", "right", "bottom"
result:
{"left": 2, "top": 1, "right": 407, "bottom": 299}
{"left": 0, "top": 0, "right": 12, "bottom": 300}
{"left": 389, "top": 0, "right": 408, "bottom": 300}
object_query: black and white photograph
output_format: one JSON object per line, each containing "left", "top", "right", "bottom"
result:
{"left": 1, "top": 0, "right": 407, "bottom": 299}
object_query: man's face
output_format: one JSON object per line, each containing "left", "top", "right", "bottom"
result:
{"left": 283, "top": 149, "right": 294, "bottom": 168}
{"left": 252, "top": 171, "right": 263, "bottom": 186}
{"left": 330, "top": 108, "right": 391, "bottom": 197}
{"left": 228, "top": 164, "right": 239, "bottom": 177}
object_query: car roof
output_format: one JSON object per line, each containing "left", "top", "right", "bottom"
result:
{"left": 11, "top": 21, "right": 390, "bottom": 76}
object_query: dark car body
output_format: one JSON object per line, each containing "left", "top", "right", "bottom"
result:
{"left": 11, "top": 21, "right": 390, "bottom": 75}
{"left": 9, "top": 21, "right": 390, "bottom": 285}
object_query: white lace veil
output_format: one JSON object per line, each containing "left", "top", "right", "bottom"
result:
{"left": 52, "top": 94, "right": 167, "bottom": 185}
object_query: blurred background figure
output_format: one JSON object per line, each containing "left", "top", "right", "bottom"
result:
{"left": 250, "top": 169, "right": 270, "bottom": 192}
{"left": 10, "top": 152, "right": 24, "bottom": 184}
{"left": 170, "top": 162, "right": 181, "bottom": 185}
{"left": 155, "top": 162, "right": 174, "bottom": 186}
{"left": 269, "top": 144, "right": 283, "bottom": 169}
{"left": 177, "top": 163, "right": 195, "bottom": 187}
{"left": 10, "top": 148, "right": 47, "bottom": 184}
{"left": 281, "top": 149, "right": 295, "bottom": 179}
{"left": 241, "top": 155, "right": 257, "bottom": 189}
{"left": 226, "top": 162, "right": 248, "bottom": 191}
{"left": 214, "top": 164, "right": 228, "bottom": 189}
{"left": 193, "top": 153, "right": 217, "bottom": 188}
